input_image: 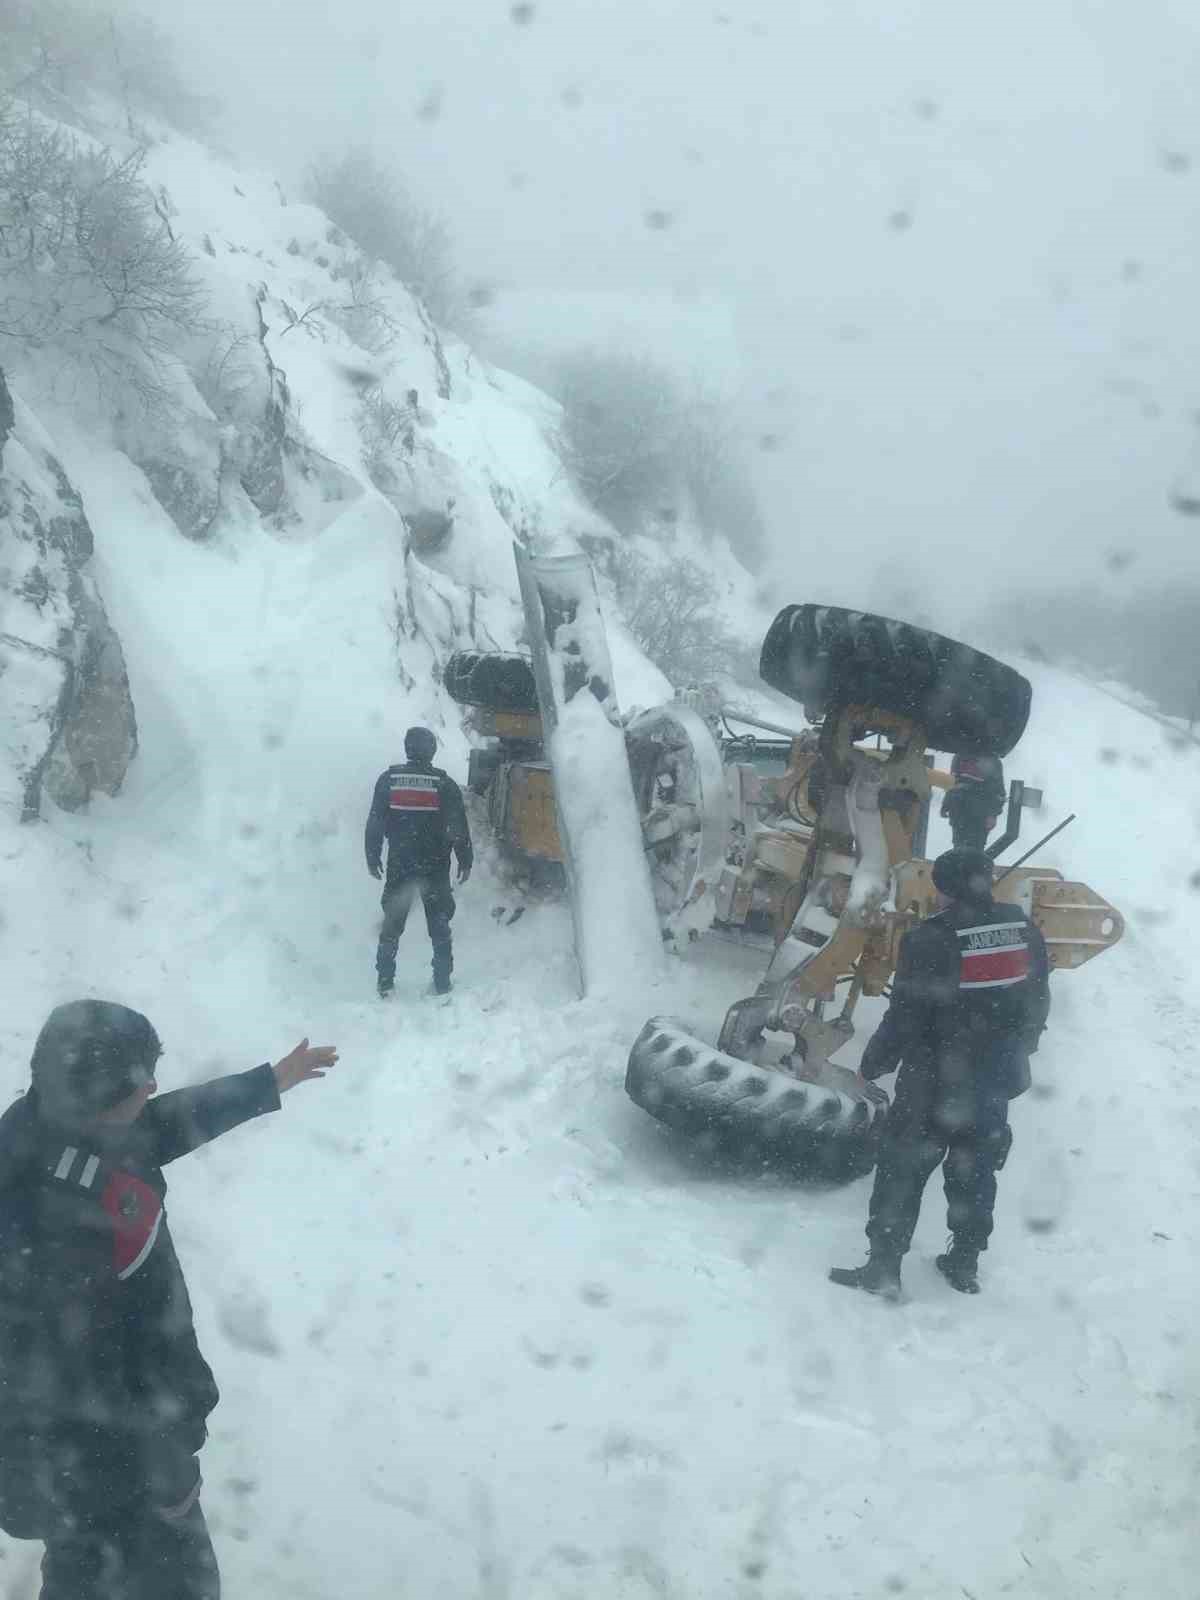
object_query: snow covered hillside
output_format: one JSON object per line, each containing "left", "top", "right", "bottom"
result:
{"left": 2, "top": 110, "right": 1199, "bottom": 1600}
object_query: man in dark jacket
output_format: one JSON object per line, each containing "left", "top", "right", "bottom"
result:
{"left": 830, "top": 848, "right": 1050, "bottom": 1300}
{"left": 940, "top": 753, "right": 1007, "bottom": 850}
{"left": 365, "top": 726, "right": 473, "bottom": 998}
{"left": 0, "top": 999, "right": 337, "bottom": 1598}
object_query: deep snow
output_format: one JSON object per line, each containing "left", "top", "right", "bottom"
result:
{"left": 5, "top": 457, "right": 1199, "bottom": 1598}
{"left": 2, "top": 114, "right": 1199, "bottom": 1600}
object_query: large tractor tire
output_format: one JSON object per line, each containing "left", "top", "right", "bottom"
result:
{"left": 444, "top": 651, "right": 539, "bottom": 714}
{"left": 759, "top": 604, "right": 1031, "bottom": 757}
{"left": 626, "top": 1017, "right": 885, "bottom": 1182}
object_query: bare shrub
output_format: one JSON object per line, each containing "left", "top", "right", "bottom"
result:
{"left": 357, "top": 385, "right": 415, "bottom": 489}
{"left": 277, "top": 299, "right": 328, "bottom": 341}
{"left": 192, "top": 329, "right": 260, "bottom": 422}
{"left": 0, "top": 103, "right": 206, "bottom": 397}
{"left": 325, "top": 256, "right": 400, "bottom": 354}
{"left": 611, "top": 545, "right": 743, "bottom": 686}
{"left": 306, "top": 148, "right": 461, "bottom": 328}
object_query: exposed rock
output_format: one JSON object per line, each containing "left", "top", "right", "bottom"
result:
{"left": 413, "top": 300, "right": 452, "bottom": 401}
{"left": 137, "top": 454, "right": 221, "bottom": 542}
{"left": 238, "top": 288, "right": 290, "bottom": 520}
{"left": 405, "top": 505, "right": 455, "bottom": 555}
{"left": 0, "top": 369, "right": 138, "bottom": 817}
{"left": 114, "top": 373, "right": 224, "bottom": 542}
{"left": 241, "top": 407, "right": 288, "bottom": 518}
{"left": 0, "top": 370, "right": 13, "bottom": 450}
{"left": 40, "top": 585, "right": 138, "bottom": 812}
{"left": 230, "top": 287, "right": 363, "bottom": 530}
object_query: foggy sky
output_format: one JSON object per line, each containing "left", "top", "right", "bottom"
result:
{"left": 162, "top": 0, "right": 1200, "bottom": 614}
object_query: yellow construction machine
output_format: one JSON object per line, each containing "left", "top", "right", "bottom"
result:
{"left": 625, "top": 604, "right": 1124, "bottom": 1178}
{"left": 448, "top": 585, "right": 1124, "bottom": 1180}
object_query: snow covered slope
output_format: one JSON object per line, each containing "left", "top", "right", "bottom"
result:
{"left": 2, "top": 113, "right": 1198, "bottom": 1600}
{"left": 5, "top": 511, "right": 1199, "bottom": 1600}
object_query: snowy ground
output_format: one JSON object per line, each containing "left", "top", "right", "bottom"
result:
{"left": 3, "top": 465, "right": 1199, "bottom": 1600}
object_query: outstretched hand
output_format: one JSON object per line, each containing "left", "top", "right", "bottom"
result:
{"left": 273, "top": 1038, "right": 339, "bottom": 1095}
{"left": 368, "top": 863, "right": 383, "bottom": 880}
{"left": 457, "top": 859, "right": 472, "bottom": 885}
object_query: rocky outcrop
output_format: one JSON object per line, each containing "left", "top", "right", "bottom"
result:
{"left": 237, "top": 287, "right": 291, "bottom": 520}
{"left": 136, "top": 453, "right": 222, "bottom": 542}
{"left": 39, "top": 583, "right": 139, "bottom": 812}
{"left": 405, "top": 505, "right": 455, "bottom": 556}
{"left": 194, "top": 288, "right": 361, "bottom": 533}
{"left": 0, "top": 368, "right": 138, "bottom": 817}
{"left": 0, "top": 368, "right": 13, "bottom": 449}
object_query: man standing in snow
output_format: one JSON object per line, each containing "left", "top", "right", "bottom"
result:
{"left": 830, "top": 848, "right": 1050, "bottom": 1300}
{"left": 365, "top": 725, "right": 473, "bottom": 998}
{"left": 0, "top": 999, "right": 338, "bottom": 1598}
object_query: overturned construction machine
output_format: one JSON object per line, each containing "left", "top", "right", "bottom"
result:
{"left": 625, "top": 604, "right": 1125, "bottom": 1178}
{"left": 447, "top": 574, "right": 1124, "bottom": 1180}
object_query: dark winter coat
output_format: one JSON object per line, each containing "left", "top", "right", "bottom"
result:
{"left": 861, "top": 896, "right": 1051, "bottom": 1135}
{"left": 365, "top": 759, "right": 472, "bottom": 882}
{"left": 0, "top": 1067, "right": 279, "bottom": 1533}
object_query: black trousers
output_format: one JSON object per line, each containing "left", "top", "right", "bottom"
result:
{"left": 866, "top": 1109, "right": 1012, "bottom": 1260}
{"left": 41, "top": 1475, "right": 218, "bottom": 1600}
{"left": 377, "top": 870, "right": 455, "bottom": 986}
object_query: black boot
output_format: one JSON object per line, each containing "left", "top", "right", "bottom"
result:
{"left": 432, "top": 946, "right": 452, "bottom": 996}
{"left": 829, "top": 1254, "right": 902, "bottom": 1301}
{"left": 377, "top": 976, "right": 394, "bottom": 999}
{"left": 935, "top": 1245, "right": 980, "bottom": 1294}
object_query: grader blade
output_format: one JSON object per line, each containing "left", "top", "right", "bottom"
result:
{"left": 513, "top": 545, "right": 663, "bottom": 997}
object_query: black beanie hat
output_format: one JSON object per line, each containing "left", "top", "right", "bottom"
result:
{"left": 30, "top": 1001, "right": 161, "bottom": 1125}
{"left": 404, "top": 726, "right": 438, "bottom": 761}
{"left": 931, "top": 848, "right": 995, "bottom": 905}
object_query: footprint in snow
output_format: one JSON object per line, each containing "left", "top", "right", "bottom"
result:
{"left": 218, "top": 1287, "right": 282, "bottom": 1357}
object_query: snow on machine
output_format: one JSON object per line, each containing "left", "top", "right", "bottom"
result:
{"left": 449, "top": 548, "right": 664, "bottom": 995}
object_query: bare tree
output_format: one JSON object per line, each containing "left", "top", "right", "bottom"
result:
{"left": 306, "top": 148, "right": 462, "bottom": 328}
{"left": 325, "top": 255, "right": 401, "bottom": 354}
{"left": 192, "top": 328, "right": 260, "bottom": 421}
{"left": 0, "top": 104, "right": 206, "bottom": 396}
